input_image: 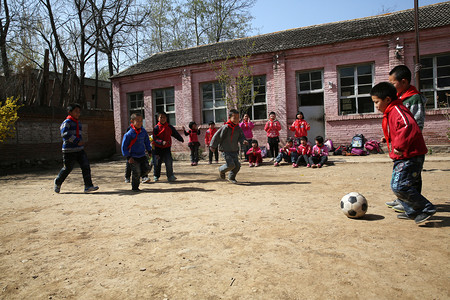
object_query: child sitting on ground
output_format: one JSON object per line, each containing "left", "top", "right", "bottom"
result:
{"left": 274, "top": 138, "right": 298, "bottom": 167}
{"left": 309, "top": 136, "right": 329, "bottom": 168}
{"left": 295, "top": 136, "right": 312, "bottom": 167}
{"left": 121, "top": 113, "right": 152, "bottom": 192}
{"left": 246, "top": 140, "right": 262, "bottom": 167}
{"left": 289, "top": 111, "right": 310, "bottom": 147}
{"left": 240, "top": 113, "right": 255, "bottom": 162}
{"left": 205, "top": 121, "right": 219, "bottom": 164}
{"left": 183, "top": 121, "right": 201, "bottom": 166}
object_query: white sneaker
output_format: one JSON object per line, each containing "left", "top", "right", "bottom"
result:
{"left": 142, "top": 177, "right": 151, "bottom": 183}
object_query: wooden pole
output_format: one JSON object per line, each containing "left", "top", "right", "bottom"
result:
{"left": 414, "top": 0, "right": 421, "bottom": 90}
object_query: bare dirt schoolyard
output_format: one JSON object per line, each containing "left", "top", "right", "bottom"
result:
{"left": 0, "top": 154, "right": 449, "bottom": 299}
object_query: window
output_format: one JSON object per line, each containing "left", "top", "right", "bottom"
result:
{"left": 128, "top": 92, "right": 144, "bottom": 120}
{"left": 297, "top": 70, "right": 324, "bottom": 107}
{"left": 338, "top": 64, "right": 374, "bottom": 115}
{"left": 241, "top": 75, "right": 267, "bottom": 120}
{"left": 202, "top": 82, "right": 227, "bottom": 123}
{"left": 420, "top": 53, "right": 450, "bottom": 109}
{"left": 153, "top": 87, "right": 176, "bottom": 125}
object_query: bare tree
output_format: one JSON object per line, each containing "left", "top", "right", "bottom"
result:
{"left": 0, "top": 0, "right": 11, "bottom": 78}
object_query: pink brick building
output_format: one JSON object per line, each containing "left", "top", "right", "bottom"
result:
{"left": 111, "top": 3, "right": 450, "bottom": 153}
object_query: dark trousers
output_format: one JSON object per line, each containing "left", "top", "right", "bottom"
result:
{"left": 248, "top": 153, "right": 262, "bottom": 164}
{"left": 125, "top": 155, "right": 151, "bottom": 180}
{"left": 189, "top": 142, "right": 200, "bottom": 163}
{"left": 153, "top": 147, "right": 174, "bottom": 179}
{"left": 130, "top": 156, "right": 149, "bottom": 190}
{"left": 243, "top": 138, "right": 252, "bottom": 160}
{"left": 309, "top": 155, "right": 328, "bottom": 166}
{"left": 55, "top": 150, "right": 93, "bottom": 188}
{"left": 296, "top": 154, "right": 311, "bottom": 166}
{"left": 268, "top": 137, "right": 279, "bottom": 158}
{"left": 209, "top": 146, "right": 219, "bottom": 163}
{"left": 391, "top": 155, "right": 436, "bottom": 216}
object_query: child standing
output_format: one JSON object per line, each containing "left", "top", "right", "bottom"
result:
{"left": 274, "top": 138, "right": 298, "bottom": 167}
{"left": 264, "top": 111, "right": 281, "bottom": 161}
{"left": 54, "top": 103, "right": 99, "bottom": 193}
{"left": 246, "top": 140, "right": 262, "bottom": 167}
{"left": 124, "top": 123, "right": 150, "bottom": 183}
{"left": 205, "top": 121, "right": 218, "bottom": 164}
{"left": 289, "top": 111, "right": 310, "bottom": 146}
{"left": 121, "top": 113, "right": 152, "bottom": 192}
{"left": 210, "top": 109, "right": 248, "bottom": 184}
{"left": 309, "top": 136, "right": 329, "bottom": 168}
{"left": 239, "top": 113, "right": 255, "bottom": 161}
{"left": 295, "top": 136, "right": 312, "bottom": 167}
{"left": 153, "top": 112, "right": 184, "bottom": 182}
{"left": 371, "top": 82, "right": 435, "bottom": 224}
{"left": 183, "top": 121, "right": 201, "bottom": 166}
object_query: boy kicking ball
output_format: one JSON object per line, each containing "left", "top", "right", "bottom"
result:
{"left": 370, "top": 82, "right": 436, "bottom": 224}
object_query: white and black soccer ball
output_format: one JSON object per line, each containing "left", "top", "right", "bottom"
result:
{"left": 340, "top": 192, "right": 368, "bottom": 218}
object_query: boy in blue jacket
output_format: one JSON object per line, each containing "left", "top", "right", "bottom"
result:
{"left": 122, "top": 113, "right": 152, "bottom": 192}
{"left": 54, "top": 103, "right": 99, "bottom": 193}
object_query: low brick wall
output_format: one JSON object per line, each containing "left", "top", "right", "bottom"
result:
{"left": 0, "top": 106, "right": 115, "bottom": 171}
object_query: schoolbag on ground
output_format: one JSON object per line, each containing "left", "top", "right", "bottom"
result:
{"left": 324, "top": 139, "right": 335, "bottom": 152}
{"left": 365, "top": 139, "right": 382, "bottom": 154}
{"left": 333, "top": 145, "right": 349, "bottom": 155}
{"left": 351, "top": 134, "right": 366, "bottom": 149}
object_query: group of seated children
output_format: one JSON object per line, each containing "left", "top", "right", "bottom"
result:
{"left": 273, "top": 135, "right": 328, "bottom": 168}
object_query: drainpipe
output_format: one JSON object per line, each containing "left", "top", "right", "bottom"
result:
{"left": 414, "top": 0, "right": 421, "bottom": 90}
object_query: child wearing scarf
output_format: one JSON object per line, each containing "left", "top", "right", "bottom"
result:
{"left": 370, "top": 82, "right": 435, "bottom": 225}
{"left": 54, "top": 103, "right": 99, "bottom": 193}
{"left": 210, "top": 109, "right": 248, "bottom": 184}
{"left": 239, "top": 113, "right": 255, "bottom": 161}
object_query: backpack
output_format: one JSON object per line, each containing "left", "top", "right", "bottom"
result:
{"left": 260, "top": 145, "right": 267, "bottom": 158}
{"left": 365, "top": 139, "right": 382, "bottom": 154}
{"left": 333, "top": 145, "right": 348, "bottom": 155}
{"left": 324, "top": 139, "right": 335, "bottom": 152}
{"left": 351, "top": 147, "right": 368, "bottom": 156}
{"left": 351, "top": 134, "right": 366, "bottom": 149}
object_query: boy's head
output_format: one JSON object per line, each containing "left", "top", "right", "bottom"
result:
{"left": 130, "top": 113, "right": 143, "bottom": 129}
{"left": 158, "top": 112, "right": 168, "bottom": 124}
{"left": 296, "top": 111, "right": 304, "bottom": 120}
{"left": 189, "top": 121, "right": 197, "bottom": 129}
{"left": 67, "top": 103, "right": 81, "bottom": 119}
{"left": 300, "top": 136, "right": 308, "bottom": 145}
{"left": 251, "top": 139, "right": 258, "bottom": 147}
{"left": 269, "top": 111, "right": 276, "bottom": 120}
{"left": 389, "top": 65, "right": 411, "bottom": 94}
{"left": 228, "top": 109, "right": 240, "bottom": 124}
{"left": 208, "top": 121, "right": 215, "bottom": 128}
{"left": 286, "top": 137, "right": 293, "bottom": 146}
{"left": 370, "top": 82, "right": 398, "bottom": 113}
{"left": 315, "top": 136, "right": 324, "bottom": 145}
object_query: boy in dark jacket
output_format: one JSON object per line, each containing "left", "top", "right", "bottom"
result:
{"left": 153, "top": 112, "right": 184, "bottom": 182}
{"left": 210, "top": 109, "right": 247, "bottom": 184}
{"left": 54, "top": 103, "right": 99, "bottom": 193}
{"left": 121, "top": 113, "right": 152, "bottom": 191}
{"left": 371, "top": 82, "right": 436, "bottom": 224}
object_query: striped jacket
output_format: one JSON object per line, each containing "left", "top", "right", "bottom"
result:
{"left": 60, "top": 118, "right": 84, "bottom": 153}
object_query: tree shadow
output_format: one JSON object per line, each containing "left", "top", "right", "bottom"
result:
{"left": 62, "top": 186, "right": 215, "bottom": 195}
{"left": 238, "top": 181, "right": 311, "bottom": 186}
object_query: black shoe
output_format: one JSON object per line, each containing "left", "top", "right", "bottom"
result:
{"left": 414, "top": 212, "right": 436, "bottom": 224}
{"left": 219, "top": 171, "right": 226, "bottom": 180}
{"left": 397, "top": 213, "right": 414, "bottom": 220}
{"left": 132, "top": 188, "right": 140, "bottom": 192}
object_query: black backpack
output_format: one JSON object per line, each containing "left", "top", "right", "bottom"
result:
{"left": 351, "top": 134, "right": 366, "bottom": 149}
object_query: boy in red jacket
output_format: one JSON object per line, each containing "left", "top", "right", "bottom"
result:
{"left": 371, "top": 82, "right": 436, "bottom": 224}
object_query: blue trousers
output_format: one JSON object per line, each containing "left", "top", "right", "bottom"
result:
{"left": 219, "top": 152, "right": 240, "bottom": 180}
{"left": 391, "top": 155, "right": 436, "bottom": 217}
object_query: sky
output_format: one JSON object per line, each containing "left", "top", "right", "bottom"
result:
{"left": 250, "top": 0, "right": 445, "bottom": 36}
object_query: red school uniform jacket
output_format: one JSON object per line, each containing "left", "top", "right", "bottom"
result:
{"left": 383, "top": 100, "right": 427, "bottom": 160}
{"left": 289, "top": 119, "right": 310, "bottom": 137}
{"left": 264, "top": 120, "right": 281, "bottom": 137}
{"left": 204, "top": 127, "right": 218, "bottom": 146}
{"left": 297, "top": 144, "right": 312, "bottom": 156}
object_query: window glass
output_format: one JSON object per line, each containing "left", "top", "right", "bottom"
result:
{"left": 153, "top": 87, "right": 176, "bottom": 125}
{"left": 338, "top": 64, "right": 374, "bottom": 114}
{"left": 420, "top": 53, "right": 450, "bottom": 109}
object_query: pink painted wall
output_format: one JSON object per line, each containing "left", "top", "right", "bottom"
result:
{"left": 112, "top": 25, "right": 450, "bottom": 154}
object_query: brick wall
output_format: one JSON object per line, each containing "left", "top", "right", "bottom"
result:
{"left": 0, "top": 106, "right": 115, "bottom": 167}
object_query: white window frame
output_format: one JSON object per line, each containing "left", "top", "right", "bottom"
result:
{"left": 128, "top": 92, "right": 145, "bottom": 125}
{"left": 201, "top": 81, "right": 227, "bottom": 124}
{"left": 297, "top": 69, "right": 324, "bottom": 106}
{"left": 420, "top": 53, "right": 450, "bottom": 109}
{"left": 153, "top": 87, "right": 176, "bottom": 125}
{"left": 338, "top": 63, "right": 375, "bottom": 115}
{"left": 242, "top": 75, "right": 267, "bottom": 120}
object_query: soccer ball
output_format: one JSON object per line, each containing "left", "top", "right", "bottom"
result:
{"left": 340, "top": 192, "right": 368, "bottom": 218}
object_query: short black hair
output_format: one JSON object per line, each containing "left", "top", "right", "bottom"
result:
{"left": 389, "top": 65, "right": 411, "bottom": 83}
{"left": 67, "top": 103, "right": 81, "bottom": 112}
{"left": 208, "top": 121, "right": 215, "bottom": 125}
{"left": 300, "top": 136, "right": 308, "bottom": 142}
{"left": 269, "top": 111, "right": 276, "bottom": 116}
{"left": 130, "top": 113, "right": 142, "bottom": 120}
{"left": 315, "top": 136, "right": 324, "bottom": 144}
{"left": 251, "top": 139, "right": 258, "bottom": 146}
{"left": 370, "top": 82, "right": 398, "bottom": 101}
{"left": 297, "top": 111, "right": 304, "bottom": 118}
{"left": 228, "top": 109, "right": 239, "bottom": 118}
{"left": 286, "top": 137, "right": 294, "bottom": 143}
{"left": 188, "top": 121, "right": 196, "bottom": 129}
{"left": 158, "top": 111, "right": 167, "bottom": 118}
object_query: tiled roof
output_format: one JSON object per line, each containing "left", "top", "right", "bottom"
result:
{"left": 112, "top": 2, "right": 450, "bottom": 79}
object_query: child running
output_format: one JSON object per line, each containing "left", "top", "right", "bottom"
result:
{"left": 205, "top": 121, "right": 218, "bottom": 164}
{"left": 274, "top": 138, "right": 298, "bottom": 167}
{"left": 371, "top": 82, "right": 436, "bottom": 224}
{"left": 210, "top": 109, "right": 248, "bottom": 184}
{"left": 183, "top": 121, "right": 201, "bottom": 166}
{"left": 295, "top": 136, "right": 312, "bottom": 167}
{"left": 289, "top": 111, "right": 310, "bottom": 146}
{"left": 121, "top": 113, "right": 152, "bottom": 192}
{"left": 54, "top": 103, "right": 99, "bottom": 193}
{"left": 153, "top": 112, "right": 184, "bottom": 182}
{"left": 246, "top": 140, "right": 262, "bottom": 167}
{"left": 264, "top": 111, "right": 281, "bottom": 161}
{"left": 309, "top": 136, "right": 329, "bottom": 168}
{"left": 239, "top": 113, "right": 255, "bottom": 162}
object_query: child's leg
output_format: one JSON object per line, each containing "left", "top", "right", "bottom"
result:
{"left": 194, "top": 144, "right": 200, "bottom": 163}
{"left": 303, "top": 154, "right": 311, "bottom": 166}
{"left": 55, "top": 152, "right": 77, "bottom": 186}
{"left": 290, "top": 152, "right": 298, "bottom": 163}
{"left": 318, "top": 155, "right": 328, "bottom": 166}
{"left": 243, "top": 139, "right": 251, "bottom": 160}
{"left": 76, "top": 150, "right": 94, "bottom": 188}
{"left": 125, "top": 160, "right": 131, "bottom": 180}
{"left": 140, "top": 156, "right": 150, "bottom": 177}
{"left": 162, "top": 148, "right": 174, "bottom": 179}
{"left": 391, "top": 156, "right": 436, "bottom": 217}
{"left": 153, "top": 150, "right": 162, "bottom": 179}
{"left": 219, "top": 152, "right": 237, "bottom": 175}
{"left": 228, "top": 153, "right": 241, "bottom": 180}
{"left": 130, "top": 158, "right": 142, "bottom": 190}
{"left": 214, "top": 148, "right": 219, "bottom": 162}
{"left": 255, "top": 153, "right": 262, "bottom": 164}
{"left": 275, "top": 152, "right": 283, "bottom": 163}
{"left": 309, "top": 156, "right": 318, "bottom": 165}
{"left": 189, "top": 145, "right": 195, "bottom": 163}
{"left": 208, "top": 146, "right": 213, "bottom": 163}
{"left": 248, "top": 153, "right": 255, "bottom": 164}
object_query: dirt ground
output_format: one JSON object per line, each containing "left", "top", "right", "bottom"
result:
{"left": 0, "top": 153, "right": 449, "bottom": 299}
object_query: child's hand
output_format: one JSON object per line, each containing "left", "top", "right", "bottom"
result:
{"left": 162, "top": 141, "right": 167, "bottom": 146}
{"left": 198, "top": 125, "right": 202, "bottom": 130}
{"left": 381, "top": 136, "right": 386, "bottom": 143}
{"left": 210, "top": 147, "right": 216, "bottom": 152}
{"left": 393, "top": 149, "right": 403, "bottom": 156}
{"left": 128, "top": 157, "right": 135, "bottom": 164}
{"left": 243, "top": 140, "right": 249, "bottom": 145}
